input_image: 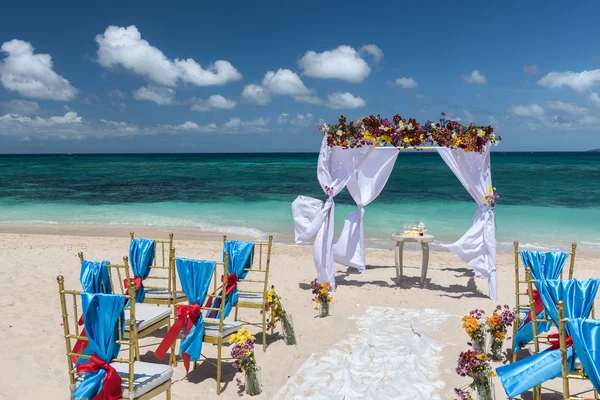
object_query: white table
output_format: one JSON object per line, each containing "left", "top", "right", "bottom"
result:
{"left": 391, "top": 233, "right": 434, "bottom": 287}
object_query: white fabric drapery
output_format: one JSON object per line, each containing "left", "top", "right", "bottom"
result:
{"left": 292, "top": 137, "right": 371, "bottom": 288}
{"left": 437, "top": 145, "right": 497, "bottom": 300}
{"left": 333, "top": 147, "right": 399, "bottom": 272}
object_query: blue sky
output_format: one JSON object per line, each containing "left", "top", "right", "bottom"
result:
{"left": 1, "top": 0, "right": 600, "bottom": 153}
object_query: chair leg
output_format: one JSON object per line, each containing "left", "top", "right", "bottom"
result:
{"left": 135, "top": 338, "right": 141, "bottom": 362}
{"left": 166, "top": 387, "right": 171, "bottom": 400}
{"left": 262, "top": 308, "right": 267, "bottom": 352}
{"left": 511, "top": 319, "right": 518, "bottom": 363}
{"left": 217, "top": 338, "right": 222, "bottom": 395}
{"left": 234, "top": 304, "right": 239, "bottom": 321}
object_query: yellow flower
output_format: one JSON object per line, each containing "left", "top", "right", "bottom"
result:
{"left": 320, "top": 288, "right": 328, "bottom": 295}
{"left": 356, "top": 119, "right": 362, "bottom": 125}
{"left": 476, "top": 353, "right": 488, "bottom": 361}
{"left": 490, "top": 371, "right": 497, "bottom": 377}
{"left": 487, "top": 186, "right": 492, "bottom": 194}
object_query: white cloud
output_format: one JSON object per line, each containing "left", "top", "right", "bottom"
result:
{"left": 537, "top": 69, "right": 600, "bottom": 92}
{"left": 162, "top": 121, "right": 217, "bottom": 132}
{"left": 277, "top": 112, "right": 313, "bottom": 126}
{"left": 110, "top": 102, "right": 126, "bottom": 112}
{"left": 95, "top": 25, "right": 242, "bottom": 87}
{"left": 462, "top": 70, "right": 487, "bottom": 85}
{"left": 589, "top": 92, "right": 600, "bottom": 107}
{"left": 132, "top": 86, "right": 176, "bottom": 105}
{"left": 223, "top": 117, "right": 270, "bottom": 132}
{"left": 1, "top": 99, "right": 40, "bottom": 115}
{"left": 509, "top": 104, "right": 545, "bottom": 117}
{"left": 523, "top": 64, "right": 540, "bottom": 74}
{"left": 82, "top": 95, "right": 100, "bottom": 105}
{"left": 293, "top": 95, "right": 323, "bottom": 105}
{"left": 325, "top": 92, "right": 366, "bottom": 109}
{"left": 241, "top": 84, "right": 271, "bottom": 105}
{"left": 188, "top": 95, "right": 237, "bottom": 111}
{"left": 262, "top": 69, "right": 310, "bottom": 96}
{"left": 107, "top": 89, "right": 126, "bottom": 98}
{"left": 358, "top": 44, "right": 384, "bottom": 65}
{"left": 547, "top": 101, "right": 587, "bottom": 115}
{"left": 240, "top": 69, "right": 310, "bottom": 105}
{"left": 389, "top": 77, "right": 418, "bottom": 89}
{"left": 0, "top": 39, "right": 78, "bottom": 101}
{"left": 298, "top": 45, "right": 371, "bottom": 83}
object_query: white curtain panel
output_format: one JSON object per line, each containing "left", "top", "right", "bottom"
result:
{"left": 292, "top": 137, "right": 371, "bottom": 288}
{"left": 333, "top": 147, "right": 399, "bottom": 272}
{"left": 437, "top": 145, "right": 498, "bottom": 300}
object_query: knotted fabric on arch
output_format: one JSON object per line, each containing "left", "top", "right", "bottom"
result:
{"left": 292, "top": 137, "right": 371, "bottom": 288}
{"left": 333, "top": 147, "right": 399, "bottom": 272}
{"left": 436, "top": 145, "right": 498, "bottom": 300}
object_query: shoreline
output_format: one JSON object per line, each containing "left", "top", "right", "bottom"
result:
{"left": 1, "top": 223, "right": 599, "bottom": 256}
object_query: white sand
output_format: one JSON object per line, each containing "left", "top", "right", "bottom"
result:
{"left": 0, "top": 231, "right": 598, "bottom": 399}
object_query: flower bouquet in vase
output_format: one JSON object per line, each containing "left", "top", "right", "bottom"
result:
{"left": 265, "top": 285, "right": 296, "bottom": 345}
{"left": 311, "top": 279, "right": 332, "bottom": 317}
{"left": 487, "top": 305, "right": 516, "bottom": 361}
{"left": 462, "top": 309, "right": 488, "bottom": 353}
{"left": 455, "top": 350, "right": 496, "bottom": 400}
{"left": 230, "top": 328, "right": 261, "bottom": 396}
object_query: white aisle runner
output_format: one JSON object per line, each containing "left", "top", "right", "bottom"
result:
{"left": 274, "top": 307, "right": 447, "bottom": 399}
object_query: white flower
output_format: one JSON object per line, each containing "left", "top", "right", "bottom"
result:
{"left": 431, "top": 123, "right": 436, "bottom": 129}
{"left": 407, "top": 123, "right": 414, "bottom": 130}
{"left": 336, "top": 129, "right": 343, "bottom": 136}
{"left": 398, "top": 121, "right": 405, "bottom": 130}
{"left": 478, "top": 317, "right": 487, "bottom": 326}
{"left": 452, "top": 133, "right": 457, "bottom": 139}
{"left": 477, "top": 129, "right": 485, "bottom": 137}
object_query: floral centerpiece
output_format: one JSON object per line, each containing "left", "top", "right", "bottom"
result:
{"left": 482, "top": 186, "right": 499, "bottom": 207}
{"left": 319, "top": 112, "right": 501, "bottom": 153}
{"left": 311, "top": 279, "right": 332, "bottom": 317}
{"left": 454, "top": 350, "right": 497, "bottom": 400}
{"left": 230, "top": 328, "right": 261, "bottom": 395}
{"left": 265, "top": 285, "right": 297, "bottom": 345}
{"left": 462, "top": 309, "right": 488, "bottom": 352}
{"left": 487, "top": 305, "right": 516, "bottom": 361}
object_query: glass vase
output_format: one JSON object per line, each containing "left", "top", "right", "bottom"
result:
{"left": 473, "top": 336, "right": 487, "bottom": 354}
{"left": 281, "top": 314, "right": 297, "bottom": 345}
{"left": 245, "top": 365, "right": 261, "bottom": 396}
{"left": 475, "top": 381, "right": 495, "bottom": 400}
{"left": 319, "top": 302, "right": 330, "bottom": 318}
{"left": 490, "top": 337, "right": 503, "bottom": 361}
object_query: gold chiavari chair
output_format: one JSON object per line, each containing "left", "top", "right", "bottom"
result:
{"left": 79, "top": 252, "right": 174, "bottom": 363}
{"left": 191, "top": 251, "right": 243, "bottom": 395}
{"left": 224, "top": 235, "right": 273, "bottom": 353}
{"left": 129, "top": 232, "right": 187, "bottom": 307}
{"left": 557, "top": 301, "right": 599, "bottom": 400}
{"left": 57, "top": 277, "right": 173, "bottom": 399}
{"left": 526, "top": 269, "right": 596, "bottom": 400}
{"left": 511, "top": 241, "right": 577, "bottom": 362}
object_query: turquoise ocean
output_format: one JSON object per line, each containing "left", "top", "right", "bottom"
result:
{"left": 0, "top": 152, "right": 599, "bottom": 254}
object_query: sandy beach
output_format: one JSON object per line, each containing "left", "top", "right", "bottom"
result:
{"left": 1, "top": 229, "right": 598, "bottom": 399}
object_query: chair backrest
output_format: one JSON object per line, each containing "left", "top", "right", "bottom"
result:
{"left": 513, "top": 241, "right": 576, "bottom": 326}
{"left": 130, "top": 232, "right": 181, "bottom": 305}
{"left": 57, "top": 275, "right": 137, "bottom": 394}
{"left": 221, "top": 235, "right": 273, "bottom": 299}
{"left": 204, "top": 252, "right": 229, "bottom": 335}
{"left": 80, "top": 252, "right": 132, "bottom": 295}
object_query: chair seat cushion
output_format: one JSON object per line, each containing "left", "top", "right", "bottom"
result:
{"left": 125, "top": 303, "right": 171, "bottom": 332}
{"left": 238, "top": 292, "right": 264, "bottom": 305}
{"left": 204, "top": 318, "right": 243, "bottom": 338}
{"left": 144, "top": 289, "right": 187, "bottom": 301}
{"left": 76, "top": 361, "right": 172, "bottom": 398}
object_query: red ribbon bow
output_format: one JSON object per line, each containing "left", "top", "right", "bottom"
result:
{"left": 205, "top": 273, "right": 237, "bottom": 318}
{"left": 547, "top": 333, "right": 574, "bottom": 351}
{"left": 76, "top": 353, "right": 122, "bottom": 400}
{"left": 123, "top": 277, "right": 143, "bottom": 292}
{"left": 71, "top": 316, "right": 88, "bottom": 363}
{"left": 155, "top": 304, "right": 201, "bottom": 373}
{"left": 522, "top": 289, "right": 544, "bottom": 325}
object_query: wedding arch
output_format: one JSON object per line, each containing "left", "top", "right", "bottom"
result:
{"left": 292, "top": 114, "right": 501, "bottom": 300}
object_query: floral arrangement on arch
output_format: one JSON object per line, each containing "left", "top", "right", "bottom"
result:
{"left": 319, "top": 112, "right": 501, "bottom": 153}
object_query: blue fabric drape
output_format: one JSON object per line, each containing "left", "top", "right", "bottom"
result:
{"left": 498, "top": 279, "right": 599, "bottom": 398}
{"left": 80, "top": 260, "right": 112, "bottom": 294}
{"left": 129, "top": 238, "right": 155, "bottom": 302}
{"left": 73, "top": 293, "right": 126, "bottom": 400}
{"left": 567, "top": 318, "right": 600, "bottom": 391}
{"left": 176, "top": 258, "right": 216, "bottom": 362}
{"left": 513, "top": 251, "right": 569, "bottom": 351}
{"left": 223, "top": 240, "right": 255, "bottom": 280}
{"left": 537, "top": 279, "right": 599, "bottom": 328}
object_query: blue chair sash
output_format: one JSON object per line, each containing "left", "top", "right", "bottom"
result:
{"left": 73, "top": 293, "right": 125, "bottom": 400}
{"left": 567, "top": 318, "right": 600, "bottom": 391}
{"left": 80, "top": 260, "right": 112, "bottom": 294}
{"left": 498, "top": 279, "right": 599, "bottom": 398}
{"left": 129, "top": 238, "right": 155, "bottom": 302}
{"left": 223, "top": 240, "right": 254, "bottom": 280}
{"left": 513, "top": 251, "right": 569, "bottom": 351}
